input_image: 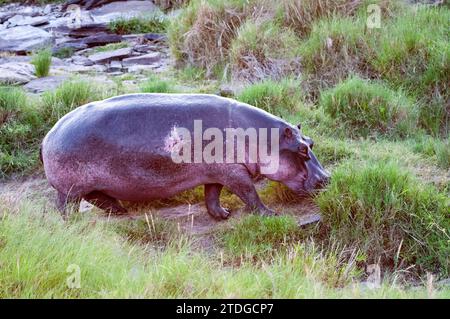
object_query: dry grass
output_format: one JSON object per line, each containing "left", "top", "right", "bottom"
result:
{"left": 281, "top": 0, "right": 362, "bottom": 37}
{"left": 182, "top": 1, "right": 246, "bottom": 75}
{"left": 230, "top": 20, "right": 301, "bottom": 82}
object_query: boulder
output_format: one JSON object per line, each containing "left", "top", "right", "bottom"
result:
{"left": 24, "top": 75, "right": 69, "bottom": 93}
{"left": 0, "top": 26, "right": 53, "bottom": 53}
{"left": 122, "top": 52, "right": 161, "bottom": 66}
{"left": 87, "top": 47, "right": 132, "bottom": 63}
{"left": 0, "top": 62, "right": 36, "bottom": 85}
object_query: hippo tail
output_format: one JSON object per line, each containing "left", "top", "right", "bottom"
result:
{"left": 39, "top": 143, "right": 43, "bottom": 164}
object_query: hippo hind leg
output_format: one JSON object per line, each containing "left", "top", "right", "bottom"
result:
{"left": 83, "top": 191, "right": 128, "bottom": 215}
{"left": 204, "top": 183, "right": 230, "bottom": 220}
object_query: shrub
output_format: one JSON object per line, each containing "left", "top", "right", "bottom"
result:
{"left": 140, "top": 75, "right": 175, "bottom": 93}
{"left": 229, "top": 20, "right": 301, "bottom": 82}
{"left": 315, "top": 160, "right": 450, "bottom": 277}
{"left": 31, "top": 48, "right": 52, "bottom": 78}
{"left": 319, "top": 77, "right": 416, "bottom": 138}
{"left": 237, "top": 78, "right": 301, "bottom": 115}
{"left": 108, "top": 14, "right": 168, "bottom": 35}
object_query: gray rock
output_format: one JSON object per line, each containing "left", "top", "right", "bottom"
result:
{"left": 0, "top": 12, "right": 14, "bottom": 24}
{"left": 0, "top": 62, "right": 36, "bottom": 85}
{"left": 88, "top": 47, "right": 132, "bottom": 64}
{"left": 8, "top": 15, "right": 48, "bottom": 27}
{"left": 64, "top": 33, "right": 122, "bottom": 48}
{"left": 0, "top": 25, "right": 53, "bottom": 53}
{"left": 122, "top": 52, "right": 161, "bottom": 66}
{"left": 71, "top": 55, "right": 95, "bottom": 66}
{"left": 24, "top": 75, "right": 69, "bottom": 93}
{"left": 90, "top": 1, "right": 158, "bottom": 24}
{"left": 126, "top": 64, "right": 159, "bottom": 73}
{"left": 133, "top": 44, "right": 158, "bottom": 53}
{"left": 107, "top": 60, "right": 122, "bottom": 72}
{"left": 43, "top": 4, "right": 52, "bottom": 15}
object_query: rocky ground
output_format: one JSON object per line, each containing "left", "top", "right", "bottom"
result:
{"left": 0, "top": 1, "right": 173, "bottom": 92}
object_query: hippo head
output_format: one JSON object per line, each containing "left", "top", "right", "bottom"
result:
{"left": 263, "top": 123, "right": 330, "bottom": 196}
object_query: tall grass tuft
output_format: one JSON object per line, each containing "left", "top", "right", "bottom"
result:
{"left": 237, "top": 78, "right": 301, "bottom": 115}
{"left": 42, "top": 80, "right": 98, "bottom": 124}
{"left": 315, "top": 160, "right": 450, "bottom": 277}
{"left": 108, "top": 14, "right": 168, "bottom": 35}
{"left": 31, "top": 48, "right": 52, "bottom": 78}
{"left": 319, "top": 76, "right": 416, "bottom": 138}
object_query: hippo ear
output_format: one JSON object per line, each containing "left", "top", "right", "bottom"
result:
{"left": 297, "top": 123, "right": 301, "bottom": 130}
{"left": 283, "top": 127, "right": 293, "bottom": 139}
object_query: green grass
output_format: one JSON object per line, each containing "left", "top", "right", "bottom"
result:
{"left": 220, "top": 215, "right": 301, "bottom": 259}
{"left": 93, "top": 42, "right": 129, "bottom": 53}
{"left": 0, "top": 87, "right": 42, "bottom": 177}
{"left": 237, "top": 78, "right": 301, "bottom": 115}
{"left": 315, "top": 160, "right": 450, "bottom": 277}
{"left": 410, "top": 135, "right": 450, "bottom": 170}
{"left": 52, "top": 47, "right": 75, "bottom": 59}
{"left": 230, "top": 20, "right": 301, "bottom": 81}
{"left": 108, "top": 14, "right": 168, "bottom": 35}
{"left": 31, "top": 49, "right": 52, "bottom": 78}
{"left": 319, "top": 76, "right": 416, "bottom": 138}
{"left": 140, "top": 75, "right": 176, "bottom": 93}
{"left": 42, "top": 80, "right": 100, "bottom": 123}
{"left": 1, "top": 202, "right": 448, "bottom": 298}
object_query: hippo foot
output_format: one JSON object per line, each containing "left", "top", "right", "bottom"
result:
{"left": 207, "top": 206, "right": 231, "bottom": 220}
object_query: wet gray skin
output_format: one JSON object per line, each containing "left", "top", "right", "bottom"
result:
{"left": 41, "top": 93, "right": 330, "bottom": 219}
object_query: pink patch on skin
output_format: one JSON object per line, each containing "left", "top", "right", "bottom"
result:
{"left": 164, "top": 126, "right": 184, "bottom": 153}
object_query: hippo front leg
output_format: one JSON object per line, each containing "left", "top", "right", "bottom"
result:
{"left": 204, "top": 183, "right": 230, "bottom": 220}
{"left": 218, "top": 165, "right": 276, "bottom": 217}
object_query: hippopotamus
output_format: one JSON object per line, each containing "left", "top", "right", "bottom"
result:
{"left": 41, "top": 93, "right": 330, "bottom": 219}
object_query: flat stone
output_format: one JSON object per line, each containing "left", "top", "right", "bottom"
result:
{"left": 24, "top": 75, "right": 69, "bottom": 93}
{"left": 64, "top": 33, "right": 122, "bottom": 48}
{"left": 90, "top": 1, "right": 158, "bottom": 24}
{"left": 88, "top": 47, "right": 132, "bottom": 64}
{"left": 126, "top": 64, "right": 159, "bottom": 73}
{"left": 71, "top": 55, "right": 94, "bottom": 66}
{"left": 143, "top": 33, "right": 166, "bottom": 42}
{"left": 122, "top": 52, "right": 161, "bottom": 66}
{"left": 0, "top": 62, "right": 36, "bottom": 85}
{"left": 0, "top": 25, "right": 53, "bottom": 53}
{"left": 8, "top": 15, "right": 48, "bottom": 27}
